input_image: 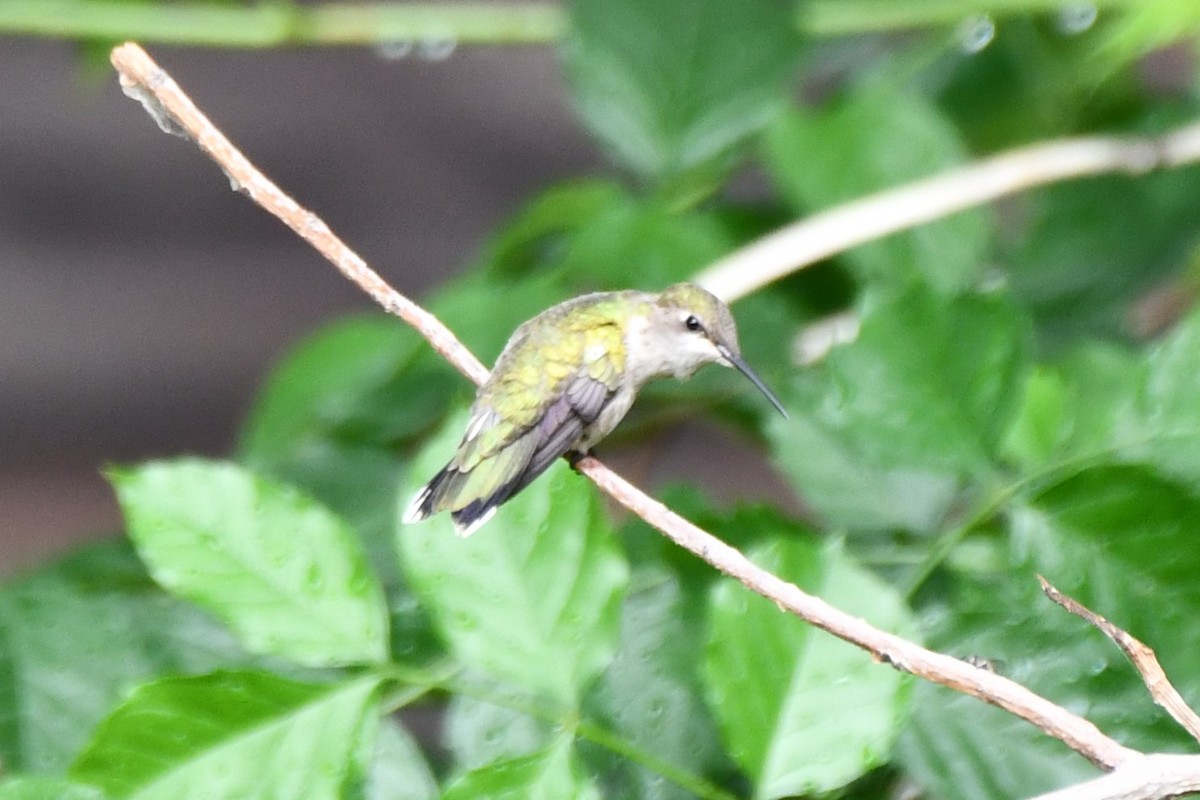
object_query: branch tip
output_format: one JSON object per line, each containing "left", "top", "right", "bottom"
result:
{"left": 1041, "top": 578, "right": 1200, "bottom": 746}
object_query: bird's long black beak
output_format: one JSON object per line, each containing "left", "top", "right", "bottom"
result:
{"left": 718, "top": 345, "right": 789, "bottom": 419}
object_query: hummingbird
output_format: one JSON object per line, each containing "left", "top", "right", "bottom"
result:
{"left": 403, "top": 282, "right": 787, "bottom": 536}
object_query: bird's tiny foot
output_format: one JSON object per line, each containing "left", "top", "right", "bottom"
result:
{"left": 566, "top": 449, "right": 593, "bottom": 471}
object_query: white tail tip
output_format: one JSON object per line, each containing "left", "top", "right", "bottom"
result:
{"left": 453, "top": 507, "right": 497, "bottom": 538}
{"left": 402, "top": 486, "right": 432, "bottom": 525}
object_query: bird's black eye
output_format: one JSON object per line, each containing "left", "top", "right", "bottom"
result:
{"left": 685, "top": 315, "right": 702, "bottom": 332}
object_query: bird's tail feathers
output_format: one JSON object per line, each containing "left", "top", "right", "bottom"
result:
{"left": 451, "top": 507, "right": 498, "bottom": 537}
{"left": 402, "top": 464, "right": 510, "bottom": 538}
{"left": 402, "top": 467, "right": 448, "bottom": 525}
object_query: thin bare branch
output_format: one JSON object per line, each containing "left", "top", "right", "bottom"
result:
{"left": 1031, "top": 753, "right": 1200, "bottom": 800}
{"left": 110, "top": 43, "right": 489, "bottom": 387}
{"left": 579, "top": 459, "right": 1135, "bottom": 770}
{"left": 792, "top": 310, "right": 860, "bottom": 366}
{"left": 698, "top": 121, "right": 1200, "bottom": 303}
{"left": 1040, "top": 576, "right": 1200, "bottom": 745}
{"left": 5, "top": 0, "right": 1158, "bottom": 48}
{"left": 3, "top": 2, "right": 564, "bottom": 47}
{"left": 110, "top": 41, "right": 1139, "bottom": 776}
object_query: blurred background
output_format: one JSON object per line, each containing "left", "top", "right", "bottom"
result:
{"left": 5, "top": 3, "right": 1200, "bottom": 579}
{"left": 11, "top": 4, "right": 1200, "bottom": 797}
{"left": 1, "top": 39, "right": 601, "bottom": 573}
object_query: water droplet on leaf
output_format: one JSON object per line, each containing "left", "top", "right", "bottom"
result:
{"left": 377, "top": 39, "right": 414, "bottom": 60}
{"left": 1057, "top": 3, "right": 1098, "bottom": 35}
{"left": 417, "top": 36, "right": 457, "bottom": 62}
{"left": 958, "top": 15, "right": 996, "bottom": 54}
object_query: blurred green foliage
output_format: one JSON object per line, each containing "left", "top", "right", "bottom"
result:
{"left": 7, "top": 1, "right": 1200, "bottom": 798}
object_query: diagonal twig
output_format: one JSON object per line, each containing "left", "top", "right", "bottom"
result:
{"left": 1040, "top": 576, "right": 1200, "bottom": 745}
{"left": 109, "top": 41, "right": 1139, "bottom": 774}
{"left": 111, "top": 44, "right": 489, "bottom": 388}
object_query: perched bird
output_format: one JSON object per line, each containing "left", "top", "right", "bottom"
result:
{"left": 403, "top": 282, "right": 787, "bottom": 536}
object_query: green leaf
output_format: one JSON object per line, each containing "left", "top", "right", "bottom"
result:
{"left": 398, "top": 413, "right": 629, "bottom": 708}
{"left": 238, "top": 314, "right": 458, "bottom": 666}
{"left": 1015, "top": 466, "right": 1200, "bottom": 704}
{"left": 583, "top": 568, "right": 729, "bottom": 800}
{"left": 899, "top": 677, "right": 1099, "bottom": 800}
{"left": 427, "top": 273, "right": 573, "bottom": 368}
{"left": 563, "top": 0, "right": 799, "bottom": 182}
{"left": 1000, "top": 342, "right": 1140, "bottom": 472}
{"left": 935, "top": 18, "right": 1135, "bottom": 152}
{"left": 1001, "top": 311, "right": 1200, "bottom": 487}
{"left": 365, "top": 718, "right": 438, "bottom": 800}
{"left": 442, "top": 737, "right": 599, "bottom": 800}
{"left": 241, "top": 315, "right": 433, "bottom": 465}
{"left": 0, "top": 542, "right": 262, "bottom": 774}
{"left": 558, "top": 197, "right": 734, "bottom": 289}
{"left": 1004, "top": 168, "right": 1200, "bottom": 346}
{"left": 900, "top": 549, "right": 1102, "bottom": 799}
{"left": 486, "top": 181, "right": 739, "bottom": 298}
{"left": 484, "top": 180, "right": 630, "bottom": 278}
{"left": 239, "top": 315, "right": 445, "bottom": 558}
{"left": 999, "top": 365, "right": 1071, "bottom": 469}
{"left": 446, "top": 689, "right": 553, "bottom": 772}
{"left": 1129, "top": 308, "right": 1200, "bottom": 481}
{"left": 770, "top": 288, "right": 1028, "bottom": 531}
{"left": 901, "top": 465, "right": 1200, "bottom": 798}
{"left": 0, "top": 777, "right": 106, "bottom": 800}
{"left": 705, "top": 537, "right": 915, "bottom": 798}
{"left": 109, "top": 459, "right": 389, "bottom": 667}
{"left": 71, "top": 672, "right": 382, "bottom": 800}
{"left": 764, "top": 82, "right": 990, "bottom": 293}
{"left": 1055, "top": 344, "right": 1143, "bottom": 458}
{"left": 1009, "top": 312, "right": 1200, "bottom": 482}
{"left": 771, "top": 412, "right": 961, "bottom": 533}
{"left": 1098, "top": 2, "right": 1200, "bottom": 71}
